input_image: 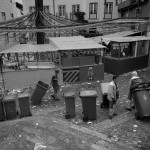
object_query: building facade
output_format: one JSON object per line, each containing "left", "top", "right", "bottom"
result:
{"left": 0, "top": 0, "right": 20, "bottom": 51}
{"left": 22, "top": 0, "right": 120, "bottom": 22}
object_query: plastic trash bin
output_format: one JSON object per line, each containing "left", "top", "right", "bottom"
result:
{"left": 3, "top": 95, "right": 17, "bottom": 120}
{"left": 18, "top": 93, "right": 32, "bottom": 118}
{"left": 132, "top": 88, "right": 150, "bottom": 120}
{"left": 64, "top": 92, "right": 76, "bottom": 119}
{"left": 0, "top": 94, "right": 5, "bottom": 121}
{"left": 30, "top": 81, "right": 49, "bottom": 105}
{"left": 79, "top": 90, "right": 97, "bottom": 121}
{"left": 100, "top": 83, "right": 109, "bottom": 108}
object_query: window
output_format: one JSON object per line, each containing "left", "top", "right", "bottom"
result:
{"left": 29, "top": 7, "right": 35, "bottom": 13}
{"left": 72, "top": 5, "right": 80, "bottom": 13}
{"left": 43, "top": 6, "right": 50, "bottom": 13}
{"left": 10, "top": 13, "right": 14, "bottom": 19}
{"left": 136, "top": 41, "right": 149, "bottom": 56}
{"left": 104, "top": 2, "right": 113, "bottom": 19}
{"left": 116, "top": 0, "right": 119, "bottom": 5}
{"left": 110, "top": 42, "right": 133, "bottom": 58}
{"left": 135, "top": 8, "right": 141, "bottom": 17}
{"left": 108, "top": 40, "right": 149, "bottom": 59}
{"left": 1, "top": 12, "right": 6, "bottom": 21}
{"left": 58, "top": 5, "right": 66, "bottom": 17}
{"left": 89, "top": 3, "right": 98, "bottom": 19}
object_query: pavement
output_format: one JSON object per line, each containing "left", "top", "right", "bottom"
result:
{"left": 0, "top": 67, "right": 150, "bottom": 150}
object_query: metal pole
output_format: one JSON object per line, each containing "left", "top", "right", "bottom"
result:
{"left": 0, "top": 65, "right": 5, "bottom": 92}
{"left": 53, "top": 0, "right": 55, "bottom": 16}
{"left": 147, "top": 0, "right": 150, "bottom": 65}
{"left": 147, "top": 0, "right": 150, "bottom": 37}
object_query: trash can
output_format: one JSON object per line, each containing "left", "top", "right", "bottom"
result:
{"left": 0, "top": 94, "right": 5, "bottom": 121}
{"left": 3, "top": 95, "right": 17, "bottom": 120}
{"left": 100, "top": 83, "right": 109, "bottom": 108}
{"left": 18, "top": 93, "right": 32, "bottom": 118}
{"left": 79, "top": 90, "right": 97, "bottom": 121}
{"left": 64, "top": 92, "right": 76, "bottom": 119}
{"left": 30, "top": 81, "right": 49, "bottom": 105}
{"left": 132, "top": 88, "right": 150, "bottom": 120}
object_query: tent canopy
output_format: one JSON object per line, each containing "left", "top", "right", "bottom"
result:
{"left": 49, "top": 36, "right": 106, "bottom": 51}
{"left": 0, "top": 44, "right": 58, "bottom": 54}
{"left": 89, "top": 30, "right": 142, "bottom": 44}
{"left": 101, "top": 31, "right": 141, "bottom": 37}
{"left": 102, "top": 36, "right": 150, "bottom": 43}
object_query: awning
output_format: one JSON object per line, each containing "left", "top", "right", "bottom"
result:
{"left": 89, "top": 31, "right": 142, "bottom": 44}
{"left": 49, "top": 36, "right": 106, "bottom": 51}
{"left": 0, "top": 44, "right": 59, "bottom": 54}
{"left": 102, "top": 31, "right": 141, "bottom": 37}
{"left": 102, "top": 36, "right": 150, "bottom": 43}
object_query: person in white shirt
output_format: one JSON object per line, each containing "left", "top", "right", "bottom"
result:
{"left": 107, "top": 75, "right": 119, "bottom": 119}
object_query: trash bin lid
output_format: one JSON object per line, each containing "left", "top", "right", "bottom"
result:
{"left": 101, "top": 83, "right": 109, "bottom": 94}
{"left": 3, "top": 95, "right": 15, "bottom": 102}
{"left": 38, "top": 80, "right": 49, "bottom": 89}
{"left": 18, "top": 93, "right": 30, "bottom": 98}
{"left": 64, "top": 92, "right": 75, "bottom": 97}
{"left": 80, "top": 90, "right": 97, "bottom": 97}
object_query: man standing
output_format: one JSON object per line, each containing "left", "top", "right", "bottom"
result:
{"left": 125, "top": 71, "right": 139, "bottom": 111}
{"left": 50, "top": 69, "right": 60, "bottom": 100}
{"left": 107, "top": 75, "right": 119, "bottom": 119}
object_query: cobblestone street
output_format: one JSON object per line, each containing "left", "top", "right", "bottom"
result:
{"left": 0, "top": 67, "right": 150, "bottom": 150}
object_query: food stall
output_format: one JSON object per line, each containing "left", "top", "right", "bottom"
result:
{"left": 100, "top": 36, "right": 150, "bottom": 75}
{"left": 0, "top": 44, "right": 63, "bottom": 89}
{"left": 49, "top": 36, "right": 106, "bottom": 83}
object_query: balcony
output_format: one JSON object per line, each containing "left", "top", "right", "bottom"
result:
{"left": 118, "top": 0, "right": 131, "bottom": 11}
{"left": 118, "top": 0, "right": 140, "bottom": 11}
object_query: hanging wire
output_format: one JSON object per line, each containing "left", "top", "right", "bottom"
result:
{"left": 40, "top": 11, "right": 56, "bottom": 26}
{"left": 0, "top": 14, "right": 28, "bottom": 26}
{"left": 24, "top": 12, "right": 37, "bottom": 28}
{"left": 17, "top": 12, "right": 35, "bottom": 27}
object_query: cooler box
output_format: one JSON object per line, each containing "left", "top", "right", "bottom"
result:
{"left": 132, "top": 88, "right": 150, "bottom": 120}
{"left": 3, "top": 95, "right": 17, "bottom": 120}
{"left": 18, "top": 93, "right": 32, "bottom": 117}
{"left": 64, "top": 92, "right": 76, "bottom": 119}
{"left": 100, "top": 83, "right": 109, "bottom": 108}
{"left": 30, "top": 81, "right": 49, "bottom": 105}
{"left": 79, "top": 90, "right": 97, "bottom": 121}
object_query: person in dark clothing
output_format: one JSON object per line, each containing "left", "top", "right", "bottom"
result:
{"left": 125, "top": 71, "right": 139, "bottom": 111}
{"left": 50, "top": 69, "right": 60, "bottom": 100}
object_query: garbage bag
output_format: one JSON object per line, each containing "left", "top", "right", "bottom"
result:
{"left": 130, "top": 78, "right": 150, "bottom": 93}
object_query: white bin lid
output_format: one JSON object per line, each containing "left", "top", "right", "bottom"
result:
{"left": 101, "top": 83, "right": 110, "bottom": 94}
{"left": 80, "top": 90, "right": 97, "bottom": 97}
